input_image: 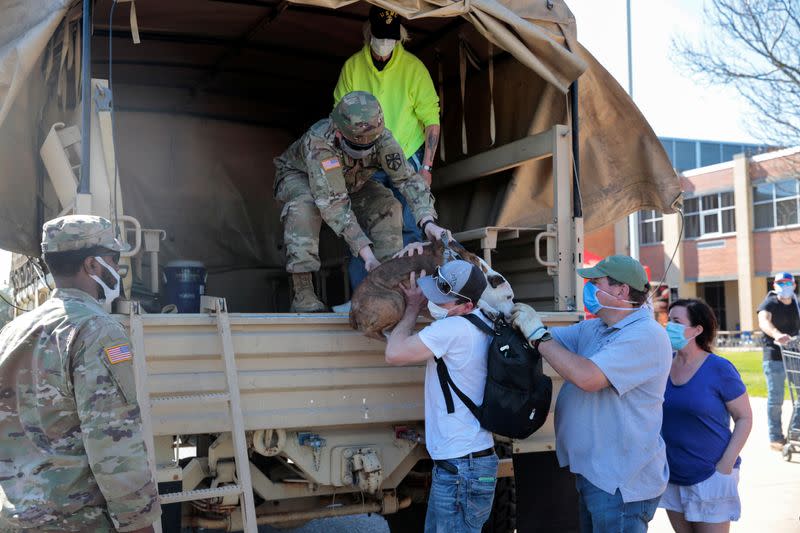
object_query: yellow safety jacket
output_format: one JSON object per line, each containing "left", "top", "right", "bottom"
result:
{"left": 334, "top": 43, "right": 440, "bottom": 158}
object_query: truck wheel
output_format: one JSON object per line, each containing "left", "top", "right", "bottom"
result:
{"left": 385, "top": 502, "right": 428, "bottom": 532}
{"left": 483, "top": 441, "right": 516, "bottom": 533}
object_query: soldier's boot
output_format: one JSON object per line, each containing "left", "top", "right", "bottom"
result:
{"left": 290, "top": 273, "right": 327, "bottom": 312}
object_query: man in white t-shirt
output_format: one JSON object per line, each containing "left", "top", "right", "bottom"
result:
{"left": 385, "top": 259, "right": 498, "bottom": 533}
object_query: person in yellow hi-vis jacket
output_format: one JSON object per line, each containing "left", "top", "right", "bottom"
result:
{"left": 334, "top": 6, "right": 440, "bottom": 294}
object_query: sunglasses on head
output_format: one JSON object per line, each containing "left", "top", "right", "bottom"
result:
{"left": 434, "top": 266, "right": 472, "bottom": 303}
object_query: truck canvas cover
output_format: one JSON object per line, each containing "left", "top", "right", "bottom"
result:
{"left": 0, "top": 0, "right": 679, "bottom": 266}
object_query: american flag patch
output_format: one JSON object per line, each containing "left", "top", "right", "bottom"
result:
{"left": 104, "top": 343, "right": 132, "bottom": 365}
{"left": 321, "top": 157, "right": 341, "bottom": 171}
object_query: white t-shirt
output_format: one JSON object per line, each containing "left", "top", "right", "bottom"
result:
{"left": 418, "top": 310, "right": 495, "bottom": 460}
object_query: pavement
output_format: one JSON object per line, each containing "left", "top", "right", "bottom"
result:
{"left": 648, "top": 397, "right": 799, "bottom": 532}
{"left": 213, "top": 398, "right": 800, "bottom": 533}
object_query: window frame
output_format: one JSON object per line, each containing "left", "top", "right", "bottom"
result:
{"left": 683, "top": 190, "right": 736, "bottom": 239}
{"left": 638, "top": 209, "right": 663, "bottom": 245}
{"left": 752, "top": 179, "right": 800, "bottom": 231}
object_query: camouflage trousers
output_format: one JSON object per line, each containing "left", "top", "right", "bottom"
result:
{"left": 276, "top": 172, "right": 403, "bottom": 273}
{"left": 2, "top": 506, "right": 116, "bottom": 532}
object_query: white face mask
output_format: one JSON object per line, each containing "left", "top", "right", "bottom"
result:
{"left": 427, "top": 300, "right": 450, "bottom": 320}
{"left": 370, "top": 37, "right": 396, "bottom": 58}
{"left": 89, "top": 256, "right": 121, "bottom": 303}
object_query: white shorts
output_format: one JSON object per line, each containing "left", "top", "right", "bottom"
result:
{"left": 659, "top": 469, "right": 741, "bottom": 523}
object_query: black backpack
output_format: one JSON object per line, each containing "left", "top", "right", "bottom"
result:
{"left": 435, "top": 312, "right": 553, "bottom": 440}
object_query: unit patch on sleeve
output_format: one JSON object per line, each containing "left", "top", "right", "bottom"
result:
{"left": 385, "top": 153, "right": 402, "bottom": 171}
{"left": 104, "top": 343, "right": 132, "bottom": 365}
{"left": 321, "top": 157, "right": 341, "bottom": 171}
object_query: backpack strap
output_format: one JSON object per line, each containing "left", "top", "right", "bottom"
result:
{"left": 460, "top": 313, "right": 495, "bottom": 335}
{"left": 434, "top": 314, "right": 492, "bottom": 417}
{"left": 435, "top": 356, "right": 481, "bottom": 416}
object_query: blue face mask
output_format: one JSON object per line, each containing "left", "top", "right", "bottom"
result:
{"left": 583, "top": 282, "right": 636, "bottom": 314}
{"left": 775, "top": 283, "right": 795, "bottom": 299}
{"left": 666, "top": 322, "right": 698, "bottom": 351}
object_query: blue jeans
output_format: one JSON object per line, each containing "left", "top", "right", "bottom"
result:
{"left": 763, "top": 359, "right": 800, "bottom": 441}
{"left": 575, "top": 475, "right": 660, "bottom": 533}
{"left": 764, "top": 359, "right": 787, "bottom": 442}
{"left": 425, "top": 454, "right": 499, "bottom": 533}
{"left": 348, "top": 147, "right": 425, "bottom": 291}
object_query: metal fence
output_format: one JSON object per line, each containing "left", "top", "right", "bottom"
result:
{"left": 715, "top": 330, "right": 765, "bottom": 349}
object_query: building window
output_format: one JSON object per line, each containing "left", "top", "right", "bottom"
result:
{"left": 753, "top": 179, "right": 800, "bottom": 229}
{"left": 674, "top": 140, "right": 697, "bottom": 171}
{"left": 639, "top": 210, "right": 663, "bottom": 244}
{"left": 701, "top": 282, "right": 727, "bottom": 330}
{"left": 684, "top": 191, "right": 736, "bottom": 238}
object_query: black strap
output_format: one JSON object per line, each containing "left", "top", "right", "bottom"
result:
{"left": 435, "top": 357, "right": 481, "bottom": 416}
{"left": 460, "top": 313, "right": 495, "bottom": 335}
{"left": 435, "top": 359, "right": 457, "bottom": 413}
{"left": 434, "top": 314, "right": 492, "bottom": 417}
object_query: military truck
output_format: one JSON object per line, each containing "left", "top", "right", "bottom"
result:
{"left": 0, "top": 1, "right": 680, "bottom": 531}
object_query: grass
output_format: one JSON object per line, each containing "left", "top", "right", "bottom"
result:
{"left": 716, "top": 350, "right": 789, "bottom": 398}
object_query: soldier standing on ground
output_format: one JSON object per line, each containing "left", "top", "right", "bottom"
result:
{"left": 0, "top": 215, "right": 161, "bottom": 532}
{"left": 274, "top": 90, "right": 449, "bottom": 312}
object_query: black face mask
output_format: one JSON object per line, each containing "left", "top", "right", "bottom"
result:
{"left": 339, "top": 136, "right": 376, "bottom": 159}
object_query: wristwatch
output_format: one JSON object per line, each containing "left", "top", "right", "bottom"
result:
{"left": 421, "top": 164, "right": 433, "bottom": 172}
{"left": 532, "top": 330, "right": 552, "bottom": 351}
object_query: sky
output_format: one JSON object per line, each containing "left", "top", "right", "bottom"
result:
{"left": 567, "top": 0, "right": 761, "bottom": 144}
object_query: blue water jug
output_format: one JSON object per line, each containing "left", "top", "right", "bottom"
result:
{"left": 163, "top": 260, "right": 206, "bottom": 313}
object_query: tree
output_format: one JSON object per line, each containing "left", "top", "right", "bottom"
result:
{"left": 0, "top": 288, "right": 12, "bottom": 329}
{"left": 674, "top": 0, "right": 800, "bottom": 145}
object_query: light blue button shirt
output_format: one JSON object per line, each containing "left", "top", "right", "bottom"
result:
{"left": 550, "top": 306, "right": 672, "bottom": 502}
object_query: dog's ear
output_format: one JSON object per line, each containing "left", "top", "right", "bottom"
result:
{"left": 473, "top": 256, "right": 490, "bottom": 273}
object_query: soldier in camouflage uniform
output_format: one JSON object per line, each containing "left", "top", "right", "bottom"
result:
{"left": 0, "top": 215, "right": 161, "bottom": 532}
{"left": 275, "top": 90, "right": 450, "bottom": 312}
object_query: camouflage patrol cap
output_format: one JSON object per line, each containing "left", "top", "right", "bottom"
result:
{"left": 41, "top": 215, "right": 131, "bottom": 254}
{"left": 331, "top": 91, "right": 385, "bottom": 146}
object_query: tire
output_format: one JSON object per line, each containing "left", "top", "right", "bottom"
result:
{"left": 386, "top": 502, "right": 428, "bottom": 533}
{"left": 483, "top": 441, "right": 516, "bottom": 533}
{"left": 783, "top": 444, "right": 792, "bottom": 462}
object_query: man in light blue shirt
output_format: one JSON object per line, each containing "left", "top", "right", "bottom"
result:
{"left": 512, "top": 255, "right": 672, "bottom": 533}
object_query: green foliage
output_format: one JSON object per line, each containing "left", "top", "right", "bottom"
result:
{"left": 0, "top": 288, "right": 12, "bottom": 330}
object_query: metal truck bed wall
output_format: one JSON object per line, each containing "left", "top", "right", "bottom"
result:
{"left": 123, "top": 312, "right": 580, "bottom": 446}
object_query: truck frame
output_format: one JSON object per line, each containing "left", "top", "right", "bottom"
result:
{"left": 1, "top": 0, "right": 678, "bottom": 530}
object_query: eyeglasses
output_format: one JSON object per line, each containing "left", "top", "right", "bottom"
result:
{"left": 104, "top": 251, "right": 121, "bottom": 264}
{"left": 434, "top": 266, "right": 472, "bottom": 303}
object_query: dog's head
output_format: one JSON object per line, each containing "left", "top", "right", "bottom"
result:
{"left": 474, "top": 257, "right": 515, "bottom": 319}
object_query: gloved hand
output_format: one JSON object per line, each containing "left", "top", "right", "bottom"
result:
{"left": 511, "top": 303, "right": 549, "bottom": 342}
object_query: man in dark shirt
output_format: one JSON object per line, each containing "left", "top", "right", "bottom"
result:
{"left": 757, "top": 272, "right": 800, "bottom": 449}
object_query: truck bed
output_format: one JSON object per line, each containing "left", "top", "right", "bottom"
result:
{"left": 123, "top": 311, "right": 580, "bottom": 448}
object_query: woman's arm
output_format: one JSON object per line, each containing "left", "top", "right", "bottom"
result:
{"left": 716, "top": 392, "right": 753, "bottom": 474}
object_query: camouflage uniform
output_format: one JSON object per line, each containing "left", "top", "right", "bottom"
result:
{"left": 0, "top": 216, "right": 161, "bottom": 532}
{"left": 274, "top": 117, "right": 437, "bottom": 273}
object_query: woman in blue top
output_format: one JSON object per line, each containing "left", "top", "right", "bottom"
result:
{"left": 660, "top": 299, "right": 752, "bottom": 532}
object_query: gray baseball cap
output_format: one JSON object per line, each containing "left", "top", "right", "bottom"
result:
{"left": 418, "top": 260, "right": 487, "bottom": 305}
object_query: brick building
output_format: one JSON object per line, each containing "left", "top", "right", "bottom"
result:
{"left": 586, "top": 142, "right": 800, "bottom": 334}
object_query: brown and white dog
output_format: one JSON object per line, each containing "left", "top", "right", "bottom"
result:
{"left": 349, "top": 240, "right": 514, "bottom": 339}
